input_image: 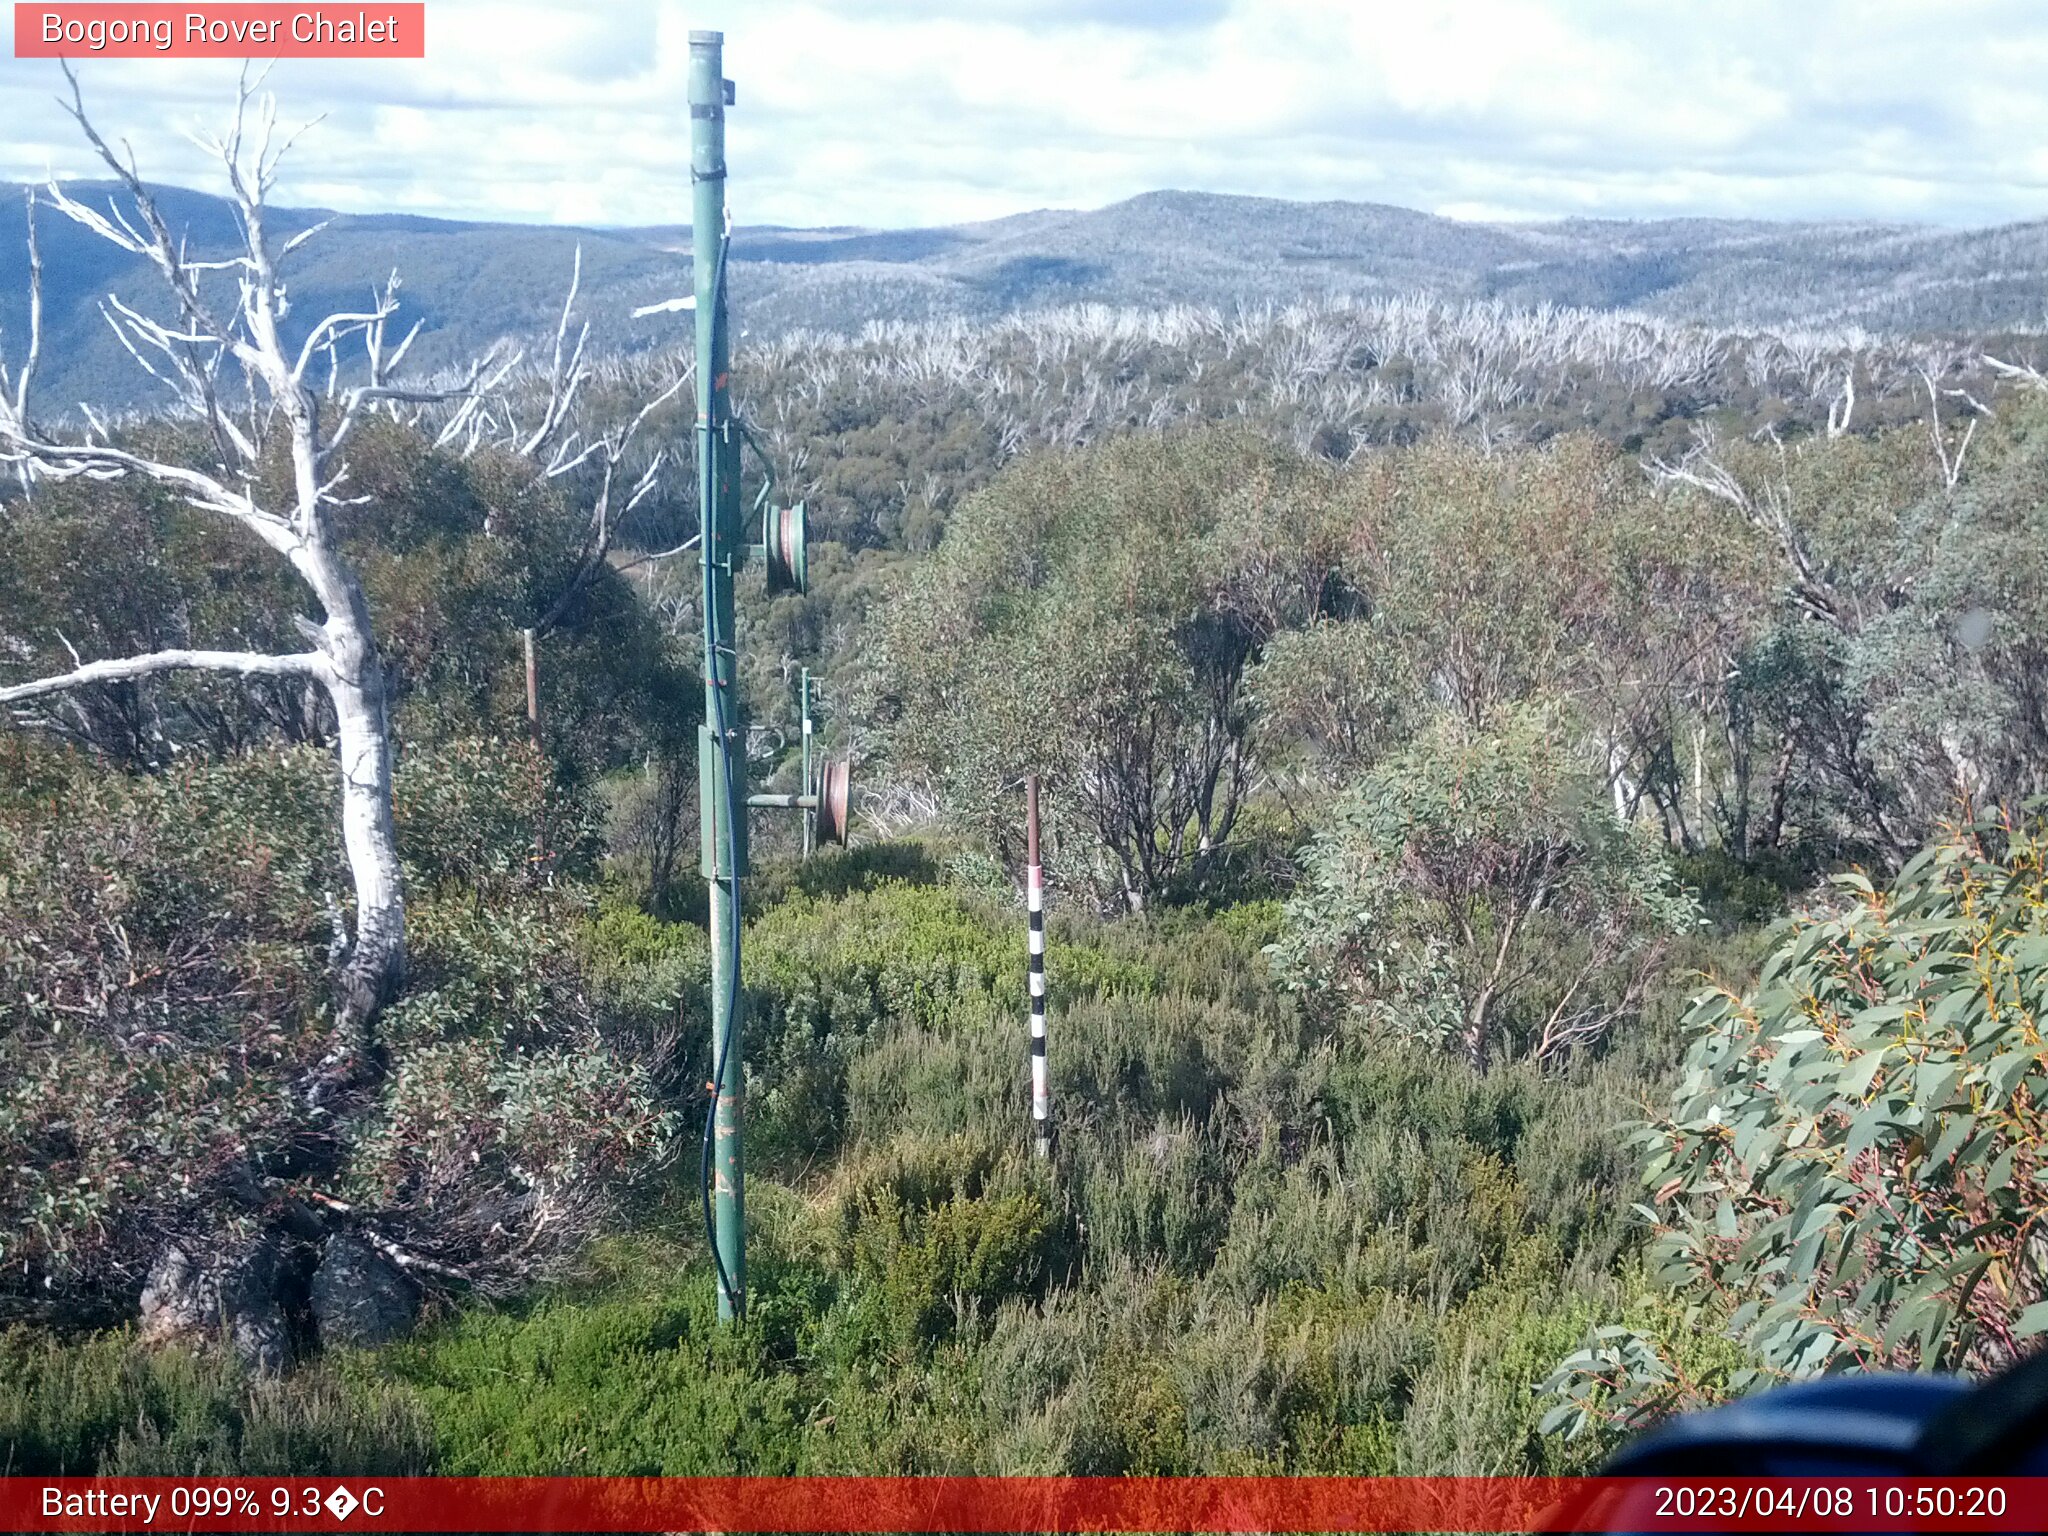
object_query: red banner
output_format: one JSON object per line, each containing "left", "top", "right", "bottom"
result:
{"left": 2, "top": 1477, "right": 2046, "bottom": 1533}
{"left": 13, "top": 5, "right": 425, "bottom": 58}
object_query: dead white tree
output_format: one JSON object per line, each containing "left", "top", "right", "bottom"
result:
{"left": 504, "top": 266, "right": 689, "bottom": 638}
{"left": 450, "top": 254, "right": 690, "bottom": 744}
{"left": 1646, "top": 425, "right": 1844, "bottom": 632}
{"left": 0, "top": 69, "right": 514, "bottom": 1098}
{"left": 1826, "top": 368, "right": 1856, "bottom": 438}
{"left": 1983, "top": 352, "right": 2048, "bottom": 393}
{"left": 1918, "top": 366, "right": 1990, "bottom": 493}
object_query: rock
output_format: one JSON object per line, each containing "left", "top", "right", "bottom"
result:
{"left": 310, "top": 1233, "right": 420, "bottom": 1348}
{"left": 138, "top": 1240, "right": 290, "bottom": 1375}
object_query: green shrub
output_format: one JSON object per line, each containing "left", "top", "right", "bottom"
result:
{"left": 739, "top": 880, "right": 1160, "bottom": 1168}
{"left": 376, "top": 1283, "right": 806, "bottom": 1474}
{"left": 1274, "top": 707, "right": 1700, "bottom": 1070}
{"left": 381, "top": 892, "right": 591, "bottom": 1047}
{"left": 581, "top": 893, "right": 710, "bottom": 1048}
{"left": 1669, "top": 847, "right": 1804, "bottom": 927}
{"left": 844, "top": 1016, "right": 1019, "bottom": 1149}
{"left": 833, "top": 1138, "right": 1063, "bottom": 1353}
{"left": 1658, "top": 814, "right": 2048, "bottom": 1371}
{"left": 392, "top": 735, "right": 582, "bottom": 892}
{"left": 870, "top": 429, "right": 1348, "bottom": 911}
{"left": 1545, "top": 811, "right": 2048, "bottom": 1439}
{"left": 1074, "top": 1120, "right": 1233, "bottom": 1277}
{"left": 0, "top": 743, "right": 335, "bottom": 1301}
{"left": 1073, "top": 1344, "right": 1194, "bottom": 1474}
{"left": 0, "top": 808, "right": 1696, "bottom": 1479}
{"left": 0, "top": 736, "right": 682, "bottom": 1318}
{"left": 742, "top": 841, "right": 946, "bottom": 914}
{"left": 0, "top": 1328, "right": 431, "bottom": 1476}
{"left": 747, "top": 883, "right": 1015, "bottom": 1035}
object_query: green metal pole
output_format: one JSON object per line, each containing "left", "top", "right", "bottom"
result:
{"left": 690, "top": 29, "right": 745, "bottom": 1322}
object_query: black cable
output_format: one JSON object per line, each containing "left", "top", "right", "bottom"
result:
{"left": 697, "top": 215, "right": 745, "bottom": 1319}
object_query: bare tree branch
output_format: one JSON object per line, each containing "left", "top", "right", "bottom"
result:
{"left": 519, "top": 247, "right": 590, "bottom": 457}
{"left": 1921, "top": 367, "right": 1978, "bottom": 492}
{"left": 47, "top": 64, "right": 263, "bottom": 375}
{"left": 0, "top": 190, "right": 41, "bottom": 500}
{"left": 9, "top": 189, "right": 39, "bottom": 426}
{"left": 1647, "top": 426, "right": 1843, "bottom": 630}
{"left": 0, "top": 648, "right": 328, "bottom": 706}
{"left": 527, "top": 370, "right": 687, "bottom": 638}
{"left": 0, "top": 431, "right": 299, "bottom": 549}
{"left": 0, "top": 68, "right": 494, "bottom": 1062}
{"left": 1983, "top": 353, "right": 2048, "bottom": 392}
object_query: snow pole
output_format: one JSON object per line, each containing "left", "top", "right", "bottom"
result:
{"left": 1027, "top": 775, "right": 1050, "bottom": 1158}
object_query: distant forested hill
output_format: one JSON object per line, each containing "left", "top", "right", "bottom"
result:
{"left": 4, "top": 182, "right": 2048, "bottom": 407}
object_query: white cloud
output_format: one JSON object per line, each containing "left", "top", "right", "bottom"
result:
{"left": 0, "top": 0, "right": 2043, "bottom": 229}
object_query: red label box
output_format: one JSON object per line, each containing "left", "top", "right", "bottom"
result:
{"left": 14, "top": 4, "right": 426, "bottom": 57}
{"left": 6, "top": 1477, "right": 2048, "bottom": 1533}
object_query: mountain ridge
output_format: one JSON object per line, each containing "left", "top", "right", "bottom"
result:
{"left": 4, "top": 183, "right": 2046, "bottom": 408}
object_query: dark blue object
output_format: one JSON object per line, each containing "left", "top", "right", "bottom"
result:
{"left": 1542, "top": 1354, "right": 2048, "bottom": 1533}
{"left": 1598, "top": 1346, "right": 2048, "bottom": 1475}
{"left": 1605, "top": 1374, "right": 1974, "bottom": 1476}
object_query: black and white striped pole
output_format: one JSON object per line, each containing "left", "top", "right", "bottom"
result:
{"left": 1026, "top": 774, "right": 1050, "bottom": 1159}
{"left": 800, "top": 668, "right": 814, "bottom": 860}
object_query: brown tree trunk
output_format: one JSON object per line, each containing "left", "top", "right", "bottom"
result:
{"left": 1463, "top": 988, "right": 1492, "bottom": 1073}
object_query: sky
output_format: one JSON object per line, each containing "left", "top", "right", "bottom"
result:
{"left": 3, "top": 0, "right": 2048, "bottom": 231}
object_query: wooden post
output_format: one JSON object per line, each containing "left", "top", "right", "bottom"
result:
{"left": 522, "top": 625, "right": 547, "bottom": 874}
{"left": 1026, "top": 775, "right": 1049, "bottom": 1159}
{"left": 522, "top": 626, "right": 540, "bottom": 739}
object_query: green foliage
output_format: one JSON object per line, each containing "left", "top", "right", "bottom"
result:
{"left": 0, "top": 421, "right": 697, "bottom": 785}
{"left": 0, "top": 1327, "right": 433, "bottom": 1476}
{"left": 374, "top": 1281, "right": 808, "bottom": 1475}
{"left": 0, "top": 741, "right": 336, "bottom": 1304}
{"left": 1654, "top": 811, "right": 2048, "bottom": 1374}
{"left": 36, "top": 319, "right": 1991, "bottom": 1482}
{"left": 0, "top": 472, "right": 308, "bottom": 768}
{"left": 740, "top": 881, "right": 1161, "bottom": 1169}
{"left": 868, "top": 428, "right": 1350, "bottom": 910}
{"left": 1209, "top": 897, "right": 1286, "bottom": 952}
{"left": 747, "top": 883, "right": 1018, "bottom": 1035}
{"left": 1248, "top": 619, "right": 1418, "bottom": 787}
{"left": 856, "top": 409, "right": 2048, "bottom": 922}
{"left": 740, "top": 883, "right": 1012, "bottom": 1168}
{"left": 836, "top": 1137, "right": 1062, "bottom": 1351}
{"left": 581, "top": 889, "right": 710, "bottom": 1039}
{"left": 1670, "top": 847, "right": 1802, "bottom": 927}
{"left": 0, "top": 736, "right": 679, "bottom": 1316}
{"left": 1, "top": 866, "right": 1691, "bottom": 1475}
{"left": 393, "top": 735, "right": 602, "bottom": 891}
{"left": 344, "top": 1026, "right": 676, "bottom": 1218}
{"left": 1357, "top": 438, "right": 1653, "bottom": 728}
{"left": 1274, "top": 708, "right": 1700, "bottom": 1069}
{"left": 742, "top": 840, "right": 946, "bottom": 915}
{"left": 1545, "top": 809, "right": 2048, "bottom": 1438}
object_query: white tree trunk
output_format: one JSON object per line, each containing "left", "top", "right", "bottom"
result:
{"left": 287, "top": 470, "right": 406, "bottom": 1077}
{"left": 329, "top": 667, "right": 404, "bottom": 1044}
